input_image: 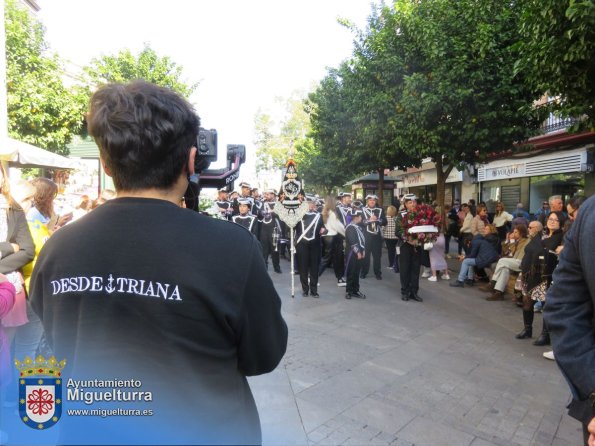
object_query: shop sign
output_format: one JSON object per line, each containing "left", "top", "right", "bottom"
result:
{"left": 361, "top": 182, "right": 395, "bottom": 189}
{"left": 485, "top": 164, "right": 525, "bottom": 180}
{"left": 402, "top": 168, "right": 462, "bottom": 186}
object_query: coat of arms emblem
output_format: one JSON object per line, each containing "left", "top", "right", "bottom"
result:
{"left": 15, "top": 355, "right": 66, "bottom": 429}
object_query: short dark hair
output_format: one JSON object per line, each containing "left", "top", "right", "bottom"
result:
{"left": 87, "top": 80, "right": 199, "bottom": 191}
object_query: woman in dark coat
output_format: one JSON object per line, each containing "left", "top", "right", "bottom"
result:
{"left": 516, "top": 210, "right": 566, "bottom": 344}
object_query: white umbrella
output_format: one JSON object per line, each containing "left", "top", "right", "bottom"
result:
{"left": 0, "top": 137, "right": 81, "bottom": 169}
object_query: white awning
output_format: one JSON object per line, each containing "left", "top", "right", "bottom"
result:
{"left": 0, "top": 137, "right": 81, "bottom": 169}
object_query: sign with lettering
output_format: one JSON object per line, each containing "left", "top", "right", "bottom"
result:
{"left": 485, "top": 164, "right": 526, "bottom": 180}
{"left": 401, "top": 168, "right": 462, "bottom": 186}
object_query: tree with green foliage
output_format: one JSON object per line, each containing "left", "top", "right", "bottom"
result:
{"left": 5, "top": 0, "right": 87, "bottom": 155}
{"left": 253, "top": 110, "right": 293, "bottom": 175}
{"left": 84, "top": 45, "right": 198, "bottom": 99}
{"left": 304, "top": 64, "right": 366, "bottom": 195}
{"left": 357, "top": 0, "right": 543, "bottom": 209}
{"left": 515, "top": 0, "right": 595, "bottom": 129}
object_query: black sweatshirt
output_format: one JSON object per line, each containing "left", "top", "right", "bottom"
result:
{"left": 30, "top": 197, "right": 287, "bottom": 445}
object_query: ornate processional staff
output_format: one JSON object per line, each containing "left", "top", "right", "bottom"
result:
{"left": 275, "top": 159, "right": 308, "bottom": 298}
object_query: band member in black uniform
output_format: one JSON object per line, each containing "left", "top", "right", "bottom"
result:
{"left": 345, "top": 208, "right": 366, "bottom": 299}
{"left": 232, "top": 181, "right": 255, "bottom": 215}
{"left": 259, "top": 189, "right": 282, "bottom": 273}
{"left": 397, "top": 196, "right": 423, "bottom": 302}
{"left": 295, "top": 197, "right": 327, "bottom": 297}
{"left": 232, "top": 198, "right": 259, "bottom": 237}
{"left": 335, "top": 192, "right": 352, "bottom": 286}
{"left": 251, "top": 187, "right": 263, "bottom": 218}
{"left": 215, "top": 187, "right": 232, "bottom": 220}
{"left": 361, "top": 194, "right": 386, "bottom": 280}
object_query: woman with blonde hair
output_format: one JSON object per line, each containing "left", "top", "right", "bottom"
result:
{"left": 319, "top": 196, "right": 345, "bottom": 280}
{"left": 493, "top": 202, "right": 513, "bottom": 241}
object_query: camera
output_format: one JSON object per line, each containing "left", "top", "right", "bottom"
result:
{"left": 195, "top": 127, "right": 218, "bottom": 172}
{"left": 184, "top": 126, "right": 246, "bottom": 211}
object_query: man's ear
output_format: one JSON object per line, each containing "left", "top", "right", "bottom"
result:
{"left": 100, "top": 156, "right": 113, "bottom": 178}
{"left": 187, "top": 147, "right": 197, "bottom": 175}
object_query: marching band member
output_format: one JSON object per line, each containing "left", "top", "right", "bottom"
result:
{"left": 361, "top": 194, "right": 386, "bottom": 280}
{"left": 295, "top": 197, "right": 327, "bottom": 297}
{"left": 344, "top": 208, "right": 366, "bottom": 299}
{"left": 259, "top": 189, "right": 282, "bottom": 273}
{"left": 232, "top": 198, "right": 259, "bottom": 237}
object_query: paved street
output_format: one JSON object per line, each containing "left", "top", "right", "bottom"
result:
{"left": 250, "top": 254, "right": 583, "bottom": 446}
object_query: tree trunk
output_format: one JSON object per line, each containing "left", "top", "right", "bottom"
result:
{"left": 435, "top": 157, "right": 445, "bottom": 213}
{"left": 377, "top": 167, "right": 385, "bottom": 207}
{"left": 435, "top": 157, "right": 453, "bottom": 227}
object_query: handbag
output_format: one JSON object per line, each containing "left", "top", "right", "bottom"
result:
{"left": 1, "top": 272, "right": 28, "bottom": 327}
{"left": 529, "top": 280, "right": 548, "bottom": 302}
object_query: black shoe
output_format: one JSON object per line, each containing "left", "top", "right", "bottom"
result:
{"left": 450, "top": 281, "right": 464, "bottom": 288}
{"left": 375, "top": 275, "right": 382, "bottom": 280}
{"left": 533, "top": 332, "right": 550, "bottom": 346}
{"left": 515, "top": 327, "right": 532, "bottom": 339}
{"left": 464, "top": 279, "right": 475, "bottom": 286}
{"left": 360, "top": 274, "right": 367, "bottom": 279}
{"left": 353, "top": 291, "right": 366, "bottom": 299}
{"left": 274, "top": 268, "right": 282, "bottom": 274}
{"left": 311, "top": 293, "right": 320, "bottom": 298}
{"left": 401, "top": 295, "right": 409, "bottom": 301}
{"left": 409, "top": 293, "right": 423, "bottom": 302}
{"left": 345, "top": 293, "right": 352, "bottom": 299}
{"left": 302, "top": 291, "right": 309, "bottom": 297}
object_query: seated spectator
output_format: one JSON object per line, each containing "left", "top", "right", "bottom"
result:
{"left": 450, "top": 224, "right": 500, "bottom": 288}
{"left": 481, "top": 224, "right": 529, "bottom": 301}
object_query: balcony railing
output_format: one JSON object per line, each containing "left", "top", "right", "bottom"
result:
{"left": 541, "top": 114, "right": 578, "bottom": 133}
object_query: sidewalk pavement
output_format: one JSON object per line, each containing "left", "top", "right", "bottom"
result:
{"left": 250, "top": 253, "right": 583, "bottom": 446}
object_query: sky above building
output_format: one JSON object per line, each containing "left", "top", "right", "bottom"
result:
{"left": 37, "top": 0, "right": 374, "bottom": 184}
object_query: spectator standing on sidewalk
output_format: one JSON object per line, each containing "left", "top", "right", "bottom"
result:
{"left": 383, "top": 205, "right": 399, "bottom": 272}
{"left": 545, "top": 195, "right": 595, "bottom": 446}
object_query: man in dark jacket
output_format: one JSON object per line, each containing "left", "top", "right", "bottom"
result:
{"left": 545, "top": 195, "right": 595, "bottom": 446}
{"left": 450, "top": 225, "right": 500, "bottom": 288}
{"left": 29, "top": 81, "right": 288, "bottom": 445}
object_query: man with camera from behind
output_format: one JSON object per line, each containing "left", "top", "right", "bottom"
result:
{"left": 29, "top": 80, "right": 288, "bottom": 445}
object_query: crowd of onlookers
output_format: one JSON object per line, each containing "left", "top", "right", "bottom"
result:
{"left": 0, "top": 169, "right": 116, "bottom": 408}
{"left": 441, "top": 194, "right": 587, "bottom": 361}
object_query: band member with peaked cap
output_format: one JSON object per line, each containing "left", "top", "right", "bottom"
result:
{"left": 361, "top": 194, "right": 386, "bottom": 280}
{"left": 29, "top": 81, "right": 287, "bottom": 445}
{"left": 335, "top": 192, "right": 352, "bottom": 286}
{"left": 232, "top": 181, "right": 255, "bottom": 215}
{"left": 259, "top": 189, "right": 282, "bottom": 273}
{"left": 215, "top": 187, "right": 233, "bottom": 220}
{"left": 232, "top": 198, "right": 259, "bottom": 237}
{"left": 344, "top": 208, "right": 366, "bottom": 299}
{"left": 397, "top": 196, "right": 423, "bottom": 302}
{"left": 295, "top": 197, "right": 327, "bottom": 297}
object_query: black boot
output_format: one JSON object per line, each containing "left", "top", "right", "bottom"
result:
{"left": 516, "top": 310, "right": 534, "bottom": 339}
{"left": 533, "top": 320, "right": 550, "bottom": 346}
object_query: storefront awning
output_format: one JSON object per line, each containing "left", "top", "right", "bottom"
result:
{"left": 0, "top": 137, "right": 81, "bottom": 169}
